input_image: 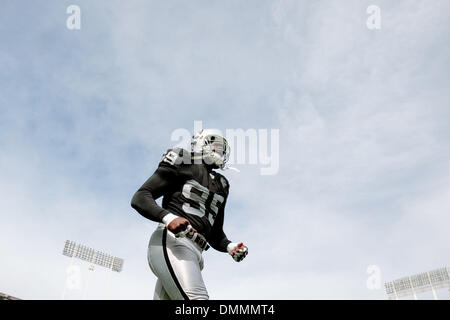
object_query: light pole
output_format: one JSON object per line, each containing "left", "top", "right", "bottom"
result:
{"left": 62, "top": 240, "right": 124, "bottom": 299}
{"left": 385, "top": 267, "right": 450, "bottom": 300}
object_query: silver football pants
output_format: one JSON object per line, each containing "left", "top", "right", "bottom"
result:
{"left": 147, "top": 224, "right": 209, "bottom": 300}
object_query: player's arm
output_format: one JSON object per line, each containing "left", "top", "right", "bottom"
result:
{"left": 130, "top": 158, "right": 190, "bottom": 233}
{"left": 208, "top": 205, "right": 231, "bottom": 253}
{"left": 131, "top": 162, "right": 176, "bottom": 222}
{"left": 209, "top": 206, "right": 248, "bottom": 262}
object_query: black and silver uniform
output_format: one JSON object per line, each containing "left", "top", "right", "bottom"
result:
{"left": 131, "top": 148, "right": 231, "bottom": 252}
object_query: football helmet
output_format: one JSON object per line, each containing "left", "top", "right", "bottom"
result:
{"left": 191, "top": 129, "right": 230, "bottom": 169}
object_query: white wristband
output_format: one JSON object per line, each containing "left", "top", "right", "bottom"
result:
{"left": 227, "top": 242, "right": 238, "bottom": 254}
{"left": 162, "top": 213, "right": 179, "bottom": 227}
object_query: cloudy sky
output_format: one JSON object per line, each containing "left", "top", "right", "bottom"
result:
{"left": 1, "top": 0, "right": 449, "bottom": 299}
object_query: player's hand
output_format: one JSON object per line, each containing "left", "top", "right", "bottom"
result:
{"left": 167, "top": 217, "right": 189, "bottom": 234}
{"left": 168, "top": 217, "right": 196, "bottom": 237}
{"left": 180, "top": 224, "right": 197, "bottom": 239}
{"left": 227, "top": 242, "right": 248, "bottom": 262}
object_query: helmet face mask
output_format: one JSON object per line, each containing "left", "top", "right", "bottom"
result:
{"left": 191, "top": 129, "right": 230, "bottom": 169}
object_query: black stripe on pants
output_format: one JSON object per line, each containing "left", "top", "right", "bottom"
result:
{"left": 162, "top": 228, "right": 190, "bottom": 300}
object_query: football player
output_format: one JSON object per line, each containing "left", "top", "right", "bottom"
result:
{"left": 131, "top": 129, "right": 248, "bottom": 300}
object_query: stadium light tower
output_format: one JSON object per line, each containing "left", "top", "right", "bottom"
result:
{"left": 385, "top": 267, "right": 450, "bottom": 300}
{"left": 62, "top": 240, "right": 124, "bottom": 299}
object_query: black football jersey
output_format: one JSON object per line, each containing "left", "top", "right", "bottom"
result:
{"left": 131, "top": 148, "right": 231, "bottom": 252}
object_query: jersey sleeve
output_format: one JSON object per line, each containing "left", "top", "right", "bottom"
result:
{"left": 130, "top": 149, "right": 184, "bottom": 223}
{"left": 208, "top": 198, "right": 232, "bottom": 252}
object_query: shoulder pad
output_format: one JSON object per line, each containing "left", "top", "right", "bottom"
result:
{"left": 214, "top": 172, "right": 230, "bottom": 190}
{"left": 160, "top": 148, "right": 190, "bottom": 166}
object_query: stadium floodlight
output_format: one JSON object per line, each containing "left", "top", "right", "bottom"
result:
{"left": 62, "top": 240, "right": 124, "bottom": 272}
{"left": 0, "top": 292, "right": 20, "bottom": 300}
{"left": 62, "top": 240, "right": 124, "bottom": 299}
{"left": 385, "top": 267, "right": 450, "bottom": 300}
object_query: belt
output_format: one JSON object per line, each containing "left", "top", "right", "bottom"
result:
{"left": 186, "top": 232, "right": 210, "bottom": 251}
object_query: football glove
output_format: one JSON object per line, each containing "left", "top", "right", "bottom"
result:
{"left": 227, "top": 242, "right": 248, "bottom": 262}
{"left": 162, "top": 213, "right": 196, "bottom": 237}
{"left": 175, "top": 224, "right": 196, "bottom": 238}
